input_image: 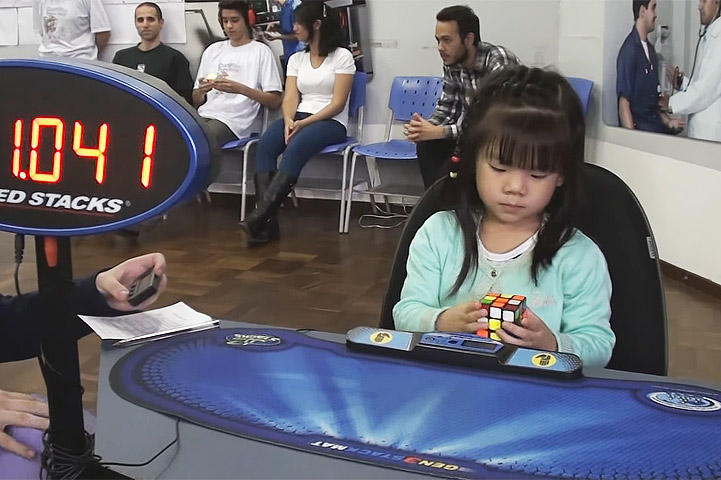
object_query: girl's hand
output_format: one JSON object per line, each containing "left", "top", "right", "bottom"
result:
{"left": 284, "top": 117, "right": 295, "bottom": 144}
{"left": 436, "top": 301, "right": 488, "bottom": 333}
{"left": 495, "top": 307, "right": 558, "bottom": 351}
{"left": 287, "top": 118, "right": 308, "bottom": 143}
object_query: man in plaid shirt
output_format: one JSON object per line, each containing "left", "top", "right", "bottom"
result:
{"left": 404, "top": 5, "right": 519, "bottom": 188}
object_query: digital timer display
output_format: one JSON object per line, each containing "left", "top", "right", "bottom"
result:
{"left": 0, "top": 59, "right": 212, "bottom": 236}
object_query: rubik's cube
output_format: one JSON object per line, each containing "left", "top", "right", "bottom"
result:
{"left": 478, "top": 293, "right": 527, "bottom": 341}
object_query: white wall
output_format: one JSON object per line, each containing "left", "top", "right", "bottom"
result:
{"left": 560, "top": 0, "right": 721, "bottom": 285}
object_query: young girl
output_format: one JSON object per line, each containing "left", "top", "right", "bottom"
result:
{"left": 240, "top": 1, "right": 355, "bottom": 246}
{"left": 393, "top": 66, "right": 616, "bottom": 368}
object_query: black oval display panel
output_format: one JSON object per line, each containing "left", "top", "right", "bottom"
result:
{"left": 0, "top": 59, "right": 211, "bottom": 236}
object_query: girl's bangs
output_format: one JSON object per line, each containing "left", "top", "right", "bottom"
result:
{"left": 476, "top": 105, "right": 572, "bottom": 173}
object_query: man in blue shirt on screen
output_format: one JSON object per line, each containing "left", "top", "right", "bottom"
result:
{"left": 616, "top": 0, "right": 684, "bottom": 134}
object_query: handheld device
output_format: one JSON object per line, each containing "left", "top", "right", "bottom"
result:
{"left": 128, "top": 268, "right": 161, "bottom": 306}
{"left": 346, "top": 327, "right": 583, "bottom": 379}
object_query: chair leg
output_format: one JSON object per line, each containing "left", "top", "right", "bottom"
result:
{"left": 344, "top": 153, "right": 360, "bottom": 233}
{"left": 339, "top": 148, "right": 350, "bottom": 233}
{"left": 290, "top": 189, "right": 299, "bottom": 208}
{"left": 240, "top": 143, "right": 252, "bottom": 222}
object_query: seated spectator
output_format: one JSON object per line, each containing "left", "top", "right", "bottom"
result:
{"left": 239, "top": 1, "right": 354, "bottom": 246}
{"left": 113, "top": 2, "right": 194, "bottom": 104}
{"left": 193, "top": 0, "right": 283, "bottom": 183}
{"left": 33, "top": 0, "right": 111, "bottom": 60}
{"left": 405, "top": 5, "right": 519, "bottom": 189}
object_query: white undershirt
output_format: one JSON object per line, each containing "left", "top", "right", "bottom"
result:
{"left": 640, "top": 40, "right": 650, "bottom": 62}
{"left": 480, "top": 232, "right": 538, "bottom": 264}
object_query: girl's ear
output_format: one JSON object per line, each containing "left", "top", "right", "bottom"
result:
{"left": 556, "top": 175, "right": 565, "bottom": 187}
{"left": 314, "top": 19, "right": 321, "bottom": 31}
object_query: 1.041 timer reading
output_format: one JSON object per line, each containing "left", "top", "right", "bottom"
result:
{"left": 12, "top": 116, "right": 157, "bottom": 188}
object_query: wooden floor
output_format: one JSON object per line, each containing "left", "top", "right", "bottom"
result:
{"left": 1, "top": 197, "right": 720, "bottom": 412}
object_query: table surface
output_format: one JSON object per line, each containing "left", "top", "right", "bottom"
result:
{"left": 94, "top": 322, "right": 717, "bottom": 479}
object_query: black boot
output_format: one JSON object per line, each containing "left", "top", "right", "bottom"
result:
{"left": 240, "top": 170, "right": 297, "bottom": 246}
{"left": 248, "top": 171, "right": 279, "bottom": 242}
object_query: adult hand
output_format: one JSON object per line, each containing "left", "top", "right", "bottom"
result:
{"left": 286, "top": 117, "right": 308, "bottom": 143}
{"left": 404, "top": 113, "right": 445, "bottom": 143}
{"left": 667, "top": 117, "right": 685, "bottom": 134}
{"left": 196, "top": 78, "right": 213, "bottom": 94}
{"left": 0, "top": 390, "right": 49, "bottom": 459}
{"left": 658, "top": 94, "right": 670, "bottom": 113}
{"left": 95, "top": 252, "right": 167, "bottom": 311}
{"left": 435, "top": 301, "right": 488, "bottom": 333}
{"left": 494, "top": 307, "right": 558, "bottom": 351}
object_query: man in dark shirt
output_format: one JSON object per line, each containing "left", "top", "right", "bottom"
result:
{"left": 616, "top": 0, "right": 683, "bottom": 134}
{"left": 113, "top": 2, "right": 194, "bottom": 103}
{"left": 405, "top": 5, "right": 519, "bottom": 189}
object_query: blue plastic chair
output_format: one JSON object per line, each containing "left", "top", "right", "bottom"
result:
{"left": 342, "top": 76, "right": 443, "bottom": 233}
{"left": 296, "top": 71, "right": 367, "bottom": 233}
{"left": 566, "top": 77, "right": 593, "bottom": 116}
{"left": 212, "top": 109, "right": 268, "bottom": 221}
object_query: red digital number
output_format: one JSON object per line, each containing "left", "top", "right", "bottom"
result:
{"left": 12, "top": 120, "right": 23, "bottom": 179}
{"left": 141, "top": 125, "right": 156, "bottom": 188}
{"left": 29, "top": 117, "right": 64, "bottom": 183}
{"left": 12, "top": 117, "right": 157, "bottom": 187}
{"left": 73, "top": 121, "right": 109, "bottom": 184}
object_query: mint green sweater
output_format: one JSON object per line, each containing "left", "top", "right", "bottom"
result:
{"left": 393, "top": 211, "right": 616, "bottom": 368}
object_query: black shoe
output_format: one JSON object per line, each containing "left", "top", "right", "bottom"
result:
{"left": 240, "top": 170, "right": 297, "bottom": 247}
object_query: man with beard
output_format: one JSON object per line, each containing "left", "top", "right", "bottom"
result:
{"left": 405, "top": 5, "right": 519, "bottom": 188}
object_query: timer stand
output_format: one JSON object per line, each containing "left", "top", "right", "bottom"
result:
{"left": 35, "top": 236, "right": 126, "bottom": 479}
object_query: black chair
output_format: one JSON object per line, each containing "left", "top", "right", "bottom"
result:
{"left": 379, "top": 163, "right": 668, "bottom": 376}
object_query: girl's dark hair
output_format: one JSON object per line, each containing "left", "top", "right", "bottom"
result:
{"left": 294, "top": 1, "right": 343, "bottom": 57}
{"left": 442, "top": 65, "right": 586, "bottom": 296}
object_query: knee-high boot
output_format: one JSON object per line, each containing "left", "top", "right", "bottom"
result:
{"left": 240, "top": 170, "right": 297, "bottom": 246}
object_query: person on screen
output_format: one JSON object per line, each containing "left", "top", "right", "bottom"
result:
{"left": 113, "top": 2, "right": 194, "bottom": 104}
{"left": 660, "top": 0, "right": 721, "bottom": 142}
{"left": 33, "top": 0, "right": 111, "bottom": 60}
{"left": 616, "top": 0, "right": 684, "bottom": 134}
{"left": 0, "top": 252, "right": 167, "bottom": 460}
{"left": 393, "top": 66, "right": 616, "bottom": 368}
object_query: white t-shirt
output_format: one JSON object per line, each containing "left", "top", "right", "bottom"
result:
{"left": 195, "top": 40, "right": 283, "bottom": 138}
{"left": 33, "top": 0, "right": 110, "bottom": 60}
{"left": 287, "top": 47, "right": 356, "bottom": 128}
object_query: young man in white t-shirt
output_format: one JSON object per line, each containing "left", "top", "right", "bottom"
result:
{"left": 193, "top": 0, "right": 283, "bottom": 178}
{"left": 33, "top": 0, "right": 111, "bottom": 60}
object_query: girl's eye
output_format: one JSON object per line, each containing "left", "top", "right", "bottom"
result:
{"left": 531, "top": 173, "right": 549, "bottom": 179}
{"left": 490, "top": 165, "right": 506, "bottom": 172}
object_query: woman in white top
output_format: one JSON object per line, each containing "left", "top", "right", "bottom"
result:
{"left": 240, "top": 1, "right": 356, "bottom": 246}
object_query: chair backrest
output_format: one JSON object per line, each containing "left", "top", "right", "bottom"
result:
{"left": 388, "top": 76, "right": 444, "bottom": 123}
{"left": 566, "top": 77, "right": 594, "bottom": 116}
{"left": 379, "top": 163, "right": 668, "bottom": 376}
{"left": 348, "top": 71, "right": 368, "bottom": 120}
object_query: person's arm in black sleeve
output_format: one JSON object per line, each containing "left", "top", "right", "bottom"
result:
{"left": 0, "top": 253, "right": 167, "bottom": 364}
{"left": 172, "top": 51, "right": 195, "bottom": 104}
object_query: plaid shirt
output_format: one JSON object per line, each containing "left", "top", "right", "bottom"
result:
{"left": 429, "top": 42, "right": 519, "bottom": 139}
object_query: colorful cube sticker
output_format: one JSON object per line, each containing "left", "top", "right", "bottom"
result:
{"left": 477, "top": 293, "right": 527, "bottom": 339}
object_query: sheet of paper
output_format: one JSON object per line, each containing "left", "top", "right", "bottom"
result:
{"left": 79, "top": 302, "right": 213, "bottom": 340}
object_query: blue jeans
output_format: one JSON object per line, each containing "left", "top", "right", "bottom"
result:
{"left": 255, "top": 112, "right": 347, "bottom": 178}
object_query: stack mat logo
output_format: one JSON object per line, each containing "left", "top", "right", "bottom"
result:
{"left": 0, "top": 188, "right": 125, "bottom": 214}
{"left": 225, "top": 333, "right": 282, "bottom": 347}
{"left": 309, "top": 441, "right": 471, "bottom": 474}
